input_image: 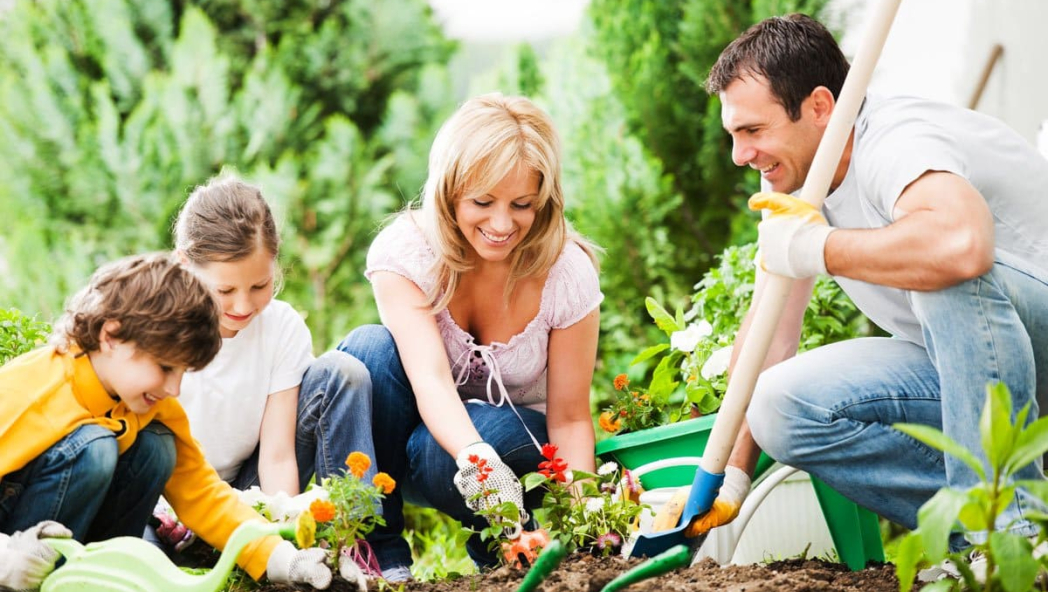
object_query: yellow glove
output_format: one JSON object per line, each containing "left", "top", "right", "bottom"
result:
{"left": 684, "top": 466, "right": 751, "bottom": 538}
{"left": 748, "top": 192, "right": 835, "bottom": 278}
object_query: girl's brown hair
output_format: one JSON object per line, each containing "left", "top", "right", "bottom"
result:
{"left": 174, "top": 174, "right": 281, "bottom": 265}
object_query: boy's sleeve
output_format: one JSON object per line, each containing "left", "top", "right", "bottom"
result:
{"left": 156, "top": 401, "right": 280, "bottom": 580}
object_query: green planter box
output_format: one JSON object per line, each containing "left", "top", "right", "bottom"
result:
{"left": 595, "top": 415, "right": 774, "bottom": 489}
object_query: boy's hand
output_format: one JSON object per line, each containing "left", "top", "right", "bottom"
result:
{"left": 266, "top": 540, "right": 332, "bottom": 589}
{"left": 0, "top": 521, "right": 72, "bottom": 591}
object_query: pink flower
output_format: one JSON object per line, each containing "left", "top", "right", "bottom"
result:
{"left": 596, "top": 532, "right": 622, "bottom": 551}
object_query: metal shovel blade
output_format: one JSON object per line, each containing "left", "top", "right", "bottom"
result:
{"left": 628, "top": 465, "right": 724, "bottom": 558}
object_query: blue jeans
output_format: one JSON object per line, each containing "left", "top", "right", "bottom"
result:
{"left": 229, "top": 350, "right": 378, "bottom": 491}
{"left": 337, "top": 325, "right": 548, "bottom": 569}
{"left": 748, "top": 262, "right": 1048, "bottom": 545}
{"left": 0, "top": 422, "right": 176, "bottom": 541}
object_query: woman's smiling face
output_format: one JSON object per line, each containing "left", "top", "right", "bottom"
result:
{"left": 454, "top": 165, "right": 539, "bottom": 264}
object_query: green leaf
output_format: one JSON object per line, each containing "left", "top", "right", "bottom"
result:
{"left": 523, "top": 472, "right": 547, "bottom": 492}
{"left": 982, "top": 382, "right": 1016, "bottom": 472}
{"left": 895, "top": 423, "right": 986, "bottom": 481}
{"left": 916, "top": 488, "right": 968, "bottom": 561}
{"left": 645, "top": 297, "right": 680, "bottom": 335}
{"left": 630, "top": 343, "right": 670, "bottom": 366}
{"left": 893, "top": 532, "right": 925, "bottom": 592}
{"left": 1007, "top": 414, "right": 1048, "bottom": 477}
{"left": 990, "top": 531, "right": 1038, "bottom": 592}
{"left": 648, "top": 351, "right": 682, "bottom": 400}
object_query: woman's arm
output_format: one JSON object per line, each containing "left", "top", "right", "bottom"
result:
{"left": 545, "top": 308, "right": 600, "bottom": 474}
{"left": 257, "top": 386, "right": 300, "bottom": 495}
{"left": 371, "top": 271, "right": 481, "bottom": 457}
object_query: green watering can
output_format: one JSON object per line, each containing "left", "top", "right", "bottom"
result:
{"left": 43, "top": 520, "right": 289, "bottom": 592}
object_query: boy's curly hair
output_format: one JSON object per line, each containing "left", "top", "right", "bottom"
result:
{"left": 51, "top": 252, "right": 222, "bottom": 370}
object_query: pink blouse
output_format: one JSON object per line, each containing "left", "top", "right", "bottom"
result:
{"left": 365, "top": 214, "right": 603, "bottom": 412}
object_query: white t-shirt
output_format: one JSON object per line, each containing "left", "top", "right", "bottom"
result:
{"left": 822, "top": 94, "right": 1048, "bottom": 345}
{"left": 179, "top": 299, "right": 314, "bottom": 481}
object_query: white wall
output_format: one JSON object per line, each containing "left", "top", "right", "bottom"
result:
{"left": 831, "top": 0, "right": 1048, "bottom": 146}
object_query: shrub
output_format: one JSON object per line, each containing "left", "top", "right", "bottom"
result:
{"left": 0, "top": 308, "right": 51, "bottom": 365}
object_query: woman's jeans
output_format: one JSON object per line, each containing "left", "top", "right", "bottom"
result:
{"left": 0, "top": 422, "right": 175, "bottom": 541}
{"left": 748, "top": 262, "right": 1048, "bottom": 546}
{"left": 338, "top": 324, "right": 547, "bottom": 570}
{"left": 230, "top": 349, "right": 378, "bottom": 491}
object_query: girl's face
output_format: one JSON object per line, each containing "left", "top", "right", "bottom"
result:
{"left": 454, "top": 165, "right": 539, "bottom": 265}
{"left": 191, "top": 248, "right": 276, "bottom": 338}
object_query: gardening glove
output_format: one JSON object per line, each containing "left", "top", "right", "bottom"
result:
{"left": 453, "top": 441, "right": 529, "bottom": 537}
{"left": 684, "top": 466, "right": 751, "bottom": 538}
{"left": 266, "top": 540, "right": 332, "bottom": 590}
{"left": 748, "top": 191, "right": 836, "bottom": 278}
{"left": 0, "top": 520, "right": 72, "bottom": 591}
{"left": 152, "top": 500, "right": 196, "bottom": 552}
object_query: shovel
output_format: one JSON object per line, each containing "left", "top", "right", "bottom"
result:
{"left": 628, "top": 0, "right": 904, "bottom": 559}
{"left": 43, "top": 520, "right": 287, "bottom": 592}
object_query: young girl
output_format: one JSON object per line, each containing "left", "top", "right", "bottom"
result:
{"left": 172, "top": 175, "right": 376, "bottom": 495}
{"left": 338, "top": 93, "right": 603, "bottom": 580}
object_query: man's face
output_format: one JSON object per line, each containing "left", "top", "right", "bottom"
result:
{"left": 720, "top": 75, "right": 825, "bottom": 194}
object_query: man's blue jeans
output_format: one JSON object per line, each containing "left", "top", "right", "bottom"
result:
{"left": 0, "top": 422, "right": 176, "bottom": 541}
{"left": 748, "top": 262, "right": 1048, "bottom": 546}
{"left": 229, "top": 350, "right": 378, "bottom": 490}
{"left": 338, "top": 325, "right": 548, "bottom": 570}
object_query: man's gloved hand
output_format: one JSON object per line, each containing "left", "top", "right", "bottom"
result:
{"left": 453, "top": 442, "right": 528, "bottom": 536}
{"left": 685, "top": 466, "right": 752, "bottom": 537}
{"left": 748, "top": 192, "right": 836, "bottom": 278}
{"left": 0, "top": 521, "right": 72, "bottom": 591}
{"left": 266, "top": 540, "right": 332, "bottom": 590}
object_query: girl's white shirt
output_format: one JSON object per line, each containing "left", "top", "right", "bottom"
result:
{"left": 179, "top": 299, "right": 314, "bottom": 481}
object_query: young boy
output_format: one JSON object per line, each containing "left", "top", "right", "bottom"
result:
{"left": 0, "top": 253, "right": 330, "bottom": 589}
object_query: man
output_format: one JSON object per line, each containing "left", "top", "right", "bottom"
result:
{"left": 688, "top": 13, "right": 1048, "bottom": 567}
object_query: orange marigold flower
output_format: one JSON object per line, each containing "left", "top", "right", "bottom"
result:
{"left": 309, "top": 499, "right": 336, "bottom": 523}
{"left": 373, "top": 472, "right": 396, "bottom": 494}
{"left": 599, "top": 411, "right": 622, "bottom": 433}
{"left": 613, "top": 374, "right": 629, "bottom": 391}
{"left": 346, "top": 451, "right": 371, "bottom": 479}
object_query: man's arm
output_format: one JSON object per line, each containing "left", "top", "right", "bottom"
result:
{"left": 825, "top": 171, "right": 994, "bottom": 290}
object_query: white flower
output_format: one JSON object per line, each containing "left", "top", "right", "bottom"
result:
{"left": 585, "top": 497, "right": 606, "bottom": 514}
{"left": 670, "top": 320, "right": 713, "bottom": 353}
{"left": 597, "top": 462, "right": 618, "bottom": 476}
{"left": 701, "top": 345, "right": 733, "bottom": 380}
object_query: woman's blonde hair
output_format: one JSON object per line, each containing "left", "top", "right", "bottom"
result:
{"left": 413, "top": 93, "right": 599, "bottom": 311}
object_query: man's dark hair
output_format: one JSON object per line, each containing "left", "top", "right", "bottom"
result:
{"left": 705, "top": 13, "right": 849, "bottom": 121}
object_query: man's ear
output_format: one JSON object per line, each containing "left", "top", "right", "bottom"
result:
{"left": 809, "top": 86, "right": 836, "bottom": 126}
{"left": 99, "top": 319, "right": 122, "bottom": 352}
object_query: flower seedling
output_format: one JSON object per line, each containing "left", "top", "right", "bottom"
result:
{"left": 893, "top": 383, "right": 1048, "bottom": 592}
{"left": 524, "top": 445, "right": 643, "bottom": 557}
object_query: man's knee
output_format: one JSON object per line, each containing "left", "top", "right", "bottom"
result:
{"left": 746, "top": 371, "right": 808, "bottom": 465}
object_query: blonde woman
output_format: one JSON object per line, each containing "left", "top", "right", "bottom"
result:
{"left": 338, "top": 93, "right": 602, "bottom": 580}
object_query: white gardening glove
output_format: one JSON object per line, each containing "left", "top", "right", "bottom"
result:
{"left": 453, "top": 442, "right": 528, "bottom": 537}
{"left": 685, "top": 466, "right": 752, "bottom": 537}
{"left": 749, "top": 192, "right": 836, "bottom": 278}
{"left": 266, "top": 540, "right": 332, "bottom": 590}
{"left": 0, "top": 521, "right": 72, "bottom": 591}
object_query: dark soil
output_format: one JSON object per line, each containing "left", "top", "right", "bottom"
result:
{"left": 259, "top": 555, "right": 902, "bottom": 592}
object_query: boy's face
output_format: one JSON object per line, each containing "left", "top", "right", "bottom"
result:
{"left": 90, "top": 322, "right": 186, "bottom": 414}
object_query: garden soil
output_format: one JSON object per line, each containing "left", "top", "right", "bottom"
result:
{"left": 259, "top": 556, "right": 902, "bottom": 592}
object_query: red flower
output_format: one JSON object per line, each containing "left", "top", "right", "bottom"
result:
{"left": 538, "top": 442, "right": 569, "bottom": 482}
{"left": 470, "top": 454, "right": 493, "bottom": 484}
